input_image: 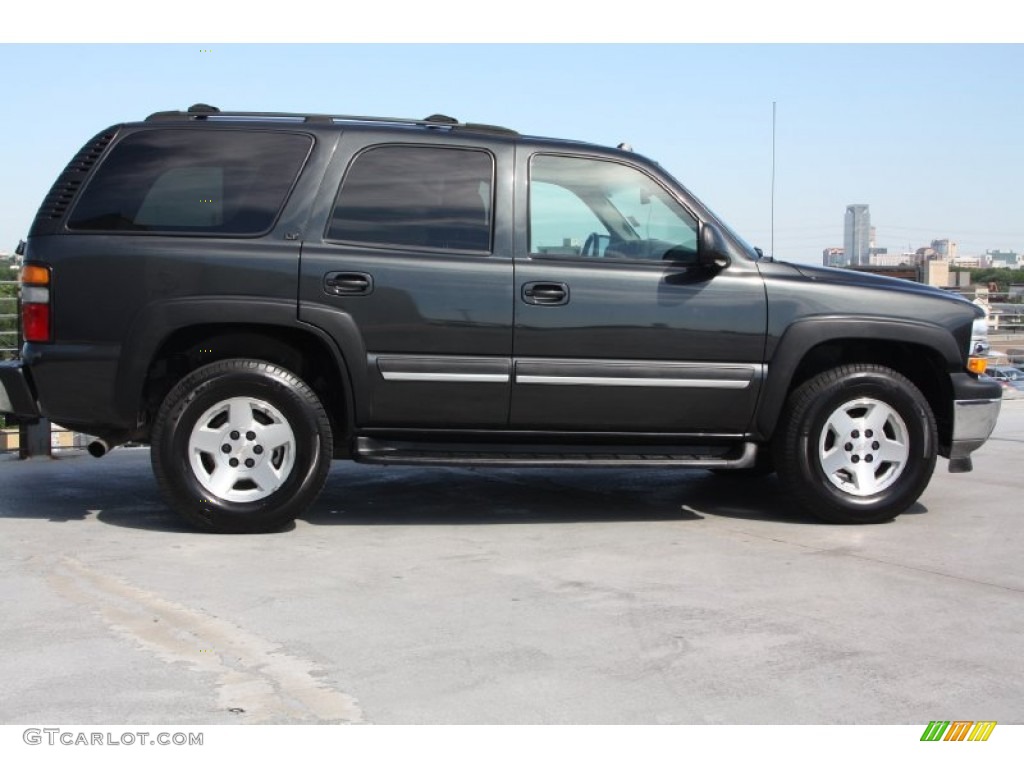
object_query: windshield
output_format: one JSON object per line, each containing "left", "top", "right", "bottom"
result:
{"left": 654, "top": 166, "right": 760, "bottom": 260}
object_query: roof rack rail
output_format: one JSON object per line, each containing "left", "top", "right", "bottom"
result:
{"left": 144, "top": 105, "right": 519, "bottom": 136}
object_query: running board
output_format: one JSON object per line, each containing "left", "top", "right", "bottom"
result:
{"left": 354, "top": 437, "right": 758, "bottom": 469}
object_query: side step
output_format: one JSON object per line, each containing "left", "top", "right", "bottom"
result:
{"left": 354, "top": 437, "right": 758, "bottom": 469}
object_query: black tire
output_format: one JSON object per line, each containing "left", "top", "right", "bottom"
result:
{"left": 772, "top": 364, "right": 937, "bottom": 524}
{"left": 151, "top": 359, "right": 333, "bottom": 533}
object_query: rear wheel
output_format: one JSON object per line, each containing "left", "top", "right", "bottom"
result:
{"left": 151, "top": 359, "right": 332, "bottom": 533}
{"left": 773, "top": 364, "right": 936, "bottom": 524}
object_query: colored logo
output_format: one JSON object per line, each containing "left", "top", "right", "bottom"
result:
{"left": 920, "top": 721, "right": 996, "bottom": 742}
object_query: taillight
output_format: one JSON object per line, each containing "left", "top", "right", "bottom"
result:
{"left": 20, "top": 263, "right": 52, "bottom": 343}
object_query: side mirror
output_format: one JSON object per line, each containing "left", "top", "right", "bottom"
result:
{"left": 698, "top": 223, "right": 730, "bottom": 270}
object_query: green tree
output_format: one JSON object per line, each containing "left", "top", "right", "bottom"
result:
{"left": 967, "top": 268, "right": 1024, "bottom": 293}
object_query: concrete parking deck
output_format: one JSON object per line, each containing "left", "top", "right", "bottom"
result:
{"left": 1, "top": 401, "right": 1022, "bottom": 724}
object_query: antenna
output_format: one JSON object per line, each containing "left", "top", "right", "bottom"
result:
{"left": 771, "top": 101, "right": 776, "bottom": 260}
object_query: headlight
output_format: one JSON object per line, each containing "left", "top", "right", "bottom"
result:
{"left": 968, "top": 315, "right": 990, "bottom": 374}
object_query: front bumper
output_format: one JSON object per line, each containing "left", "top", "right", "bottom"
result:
{"left": 0, "top": 360, "right": 40, "bottom": 418}
{"left": 948, "top": 397, "right": 1002, "bottom": 460}
{"left": 945, "top": 371, "right": 1002, "bottom": 465}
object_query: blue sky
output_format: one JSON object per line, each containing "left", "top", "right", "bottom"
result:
{"left": 1, "top": 43, "right": 1022, "bottom": 263}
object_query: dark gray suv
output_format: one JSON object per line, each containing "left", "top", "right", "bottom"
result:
{"left": 0, "top": 105, "right": 1002, "bottom": 532}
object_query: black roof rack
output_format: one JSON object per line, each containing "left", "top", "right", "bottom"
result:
{"left": 144, "top": 105, "right": 518, "bottom": 137}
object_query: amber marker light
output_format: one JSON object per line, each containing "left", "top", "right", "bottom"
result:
{"left": 20, "top": 262, "right": 53, "bottom": 343}
{"left": 21, "top": 264, "right": 50, "bottom": 285}
{"left": 967, "top": 357, "right": 988, "bottom": 375}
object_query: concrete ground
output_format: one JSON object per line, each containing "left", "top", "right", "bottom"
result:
{"left": 1, "top": 401, "right": 1022, "bottom": 725}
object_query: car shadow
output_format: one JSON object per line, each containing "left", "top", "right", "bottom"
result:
{"left": 302, "top": 465, "right": 701, "bottom": 526}
{"left": 0, "top": 451, "right": 923, "bottom": 533}
{"left": 678, "top": 472, "right": 927, "bottom": 523}
{"left": 300, "top": 465, "right": 875, "bottom": 527}
{"left": 0, "top": 450, "right": 195, "bottom": 533}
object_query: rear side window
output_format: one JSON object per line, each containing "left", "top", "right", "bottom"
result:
{"left": 328, "top": 145, "right": 493, "bottom": 253}
{"left": 67, "top": 129, "right": 313, "bottom": 235}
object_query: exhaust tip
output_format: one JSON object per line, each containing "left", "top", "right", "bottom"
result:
{"left": 87, "top": 439, "right": 109, "bottom": 458}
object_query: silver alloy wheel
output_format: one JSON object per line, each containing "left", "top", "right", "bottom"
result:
{"left": 817, "top": 396, "right": 910, "bottom": 497}
{"left": 187, "top": 396, "right": 297, "bottom": 502}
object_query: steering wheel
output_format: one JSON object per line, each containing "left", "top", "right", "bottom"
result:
{"left": 581, "top": 232, "right": 602, "bottom": 257}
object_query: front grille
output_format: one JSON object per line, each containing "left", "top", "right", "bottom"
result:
{"left": 29, "top": 126, "right": 120, "bottom": 235}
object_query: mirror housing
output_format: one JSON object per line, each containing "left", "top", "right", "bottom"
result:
{"left": 698, "top": 222, "right": 730, "bottom": 270}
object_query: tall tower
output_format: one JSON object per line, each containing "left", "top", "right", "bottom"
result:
{"left": 931, "top": 238, "right": 957, "bottom": 260}
{"left": 844, "top": 204, "right": 871, "bottom": 266}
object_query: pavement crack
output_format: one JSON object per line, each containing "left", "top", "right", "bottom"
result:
{"left": 43, "top": 555, "right": 365, "bottom": 724}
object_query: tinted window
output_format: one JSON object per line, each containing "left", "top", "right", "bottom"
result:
{"left": 529, "top": 154, "right": 698, "bottom": 262}
{"left": 328, "top": 146, "right": 493, "bottom": 253}
{"left": 68, "top": 129, "right": 312, "bottom": 235}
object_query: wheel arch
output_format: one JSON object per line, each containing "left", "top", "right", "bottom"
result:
{"left": 756, "top": 317, "right": 961, "bottom": 450}
{"left": 115, "top": 298, "right": 355, "bottom": 456}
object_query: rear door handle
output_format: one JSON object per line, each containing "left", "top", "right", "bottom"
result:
{"left": 522, "top": 282, "right": 569, "bottom": 306}
{"left": 324, "top": 272, "right": 373, "bottom": 296}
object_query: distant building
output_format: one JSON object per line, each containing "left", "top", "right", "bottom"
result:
{"left": 931, "top": 239, "right": 957, "bottom": 260}
{"left": 869, "top": 253, "right": 912, "bottom": 267}
{"left": 986, "top": 249, "right": 1018, "bottom": 267}
{"left": 922, "top": 259, "right": 950, "bottom": 288}
{"left": 844, "top": 204, "right": 871, "bottom": 266}
{"left": 951, "top": 255, "right": 984, "bottom": 269}
{"left": 949, "top": 270, "right": 973, "bottom": 288}
{"left": 822, "top": 247, "right": 845, "bottom": 267}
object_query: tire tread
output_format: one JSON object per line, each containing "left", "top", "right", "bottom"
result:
{"left": 772, "top": 363, "right": 936, "bottom": 524}
{"left": 151, "top": 359, "right": 332, "bottom": 533}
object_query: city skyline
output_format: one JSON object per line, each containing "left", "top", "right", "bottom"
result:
{"left": 824, "top": 201, "right": 1018, "bottom": 268}
{"left": 0, "top": 43, "right": 1022, "bottom": 264}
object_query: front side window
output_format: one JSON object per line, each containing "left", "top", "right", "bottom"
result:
{"left": 529, "top": 154, "right": 698, "bottom": 262}
{"left": 68, "top": 129, "right": 313, "bottom": 235}
{"left": 328, "top": 145, "right": 494, "bottom": 253}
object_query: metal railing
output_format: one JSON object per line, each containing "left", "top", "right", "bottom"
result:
{"left": 0, "top": 424, "right": 90, "bottom": 455}
{"left": 0, "top": 275, "right": 67, "bottom": 457}
{"left": 0, "top": 278, "right": 17, "bottom": 360}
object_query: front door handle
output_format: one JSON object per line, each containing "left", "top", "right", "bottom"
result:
{"left": 324, "top": 271, "right": 373, "bottom": 296}
{"left": 522, "top": 282, "right": 569, "bottom": 306}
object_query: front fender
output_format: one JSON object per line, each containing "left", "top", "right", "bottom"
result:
{"left": 754, "top": 316, "right": 965, "bottom": 439}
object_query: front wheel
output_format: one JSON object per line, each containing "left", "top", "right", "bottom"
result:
{"left": 773, "top": 364, "right": 937, "bottom": 524}
{"left": 151, "top": 359, "right": 333, "bottom": 533}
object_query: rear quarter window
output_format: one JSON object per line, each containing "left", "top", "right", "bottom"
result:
{"left": 67, "top": 128, "right": 313, "bottom": 235}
